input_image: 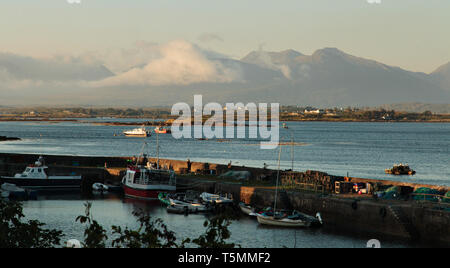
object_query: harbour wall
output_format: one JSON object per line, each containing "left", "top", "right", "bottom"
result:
{"left": 176, "top": 176, "right": 450, "bottom": 245}
{"left": 0, "top": 152, "right": 449, "bottom": 245}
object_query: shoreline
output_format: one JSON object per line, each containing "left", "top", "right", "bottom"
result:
{"left": 1, "top": 117, "right": 450, "bottom": 125}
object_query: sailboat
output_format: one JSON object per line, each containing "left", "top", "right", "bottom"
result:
{"left": 122, "top": 132, "right": 176, "bottom": 200}
{"left": 256, "top": 141, "right": 322, "bottom": 227}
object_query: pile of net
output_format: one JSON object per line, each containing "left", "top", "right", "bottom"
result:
{"left": 444, "top": 191, "right": 450, "bottom": 204}
{"left": 382, "top": 186, "right": 399, "bottom": 200}
{"left": 412, "top": 187, "right": 441, "bottom": 202}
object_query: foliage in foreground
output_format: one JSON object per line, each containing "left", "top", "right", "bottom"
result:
{"left": 0, "top": 199, "right": 63, "bottom": 248}
{"left": 0, "top": 199, "right": 238, "bottom": 248}
{"left": 77, "top": 202, "right": 237, "bottom": 248}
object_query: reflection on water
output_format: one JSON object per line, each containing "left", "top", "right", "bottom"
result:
{"left": 20, "top": 192, "right": 418, "bottom": 248}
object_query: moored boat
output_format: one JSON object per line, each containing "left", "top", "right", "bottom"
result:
{"left": 385, "top": 164, "right": 416, "bottom": 175}
{"left": 158, "top": 192, "right": 172, "bottom": 206}
{"left": 255, "top": 141, "right": 322, "bottom": 228}
{"left": 154, "top": 126, "right": 171, "bottom": 134}
{"left": 122, "top": 166, "right": 176, "bottom": 200}
{"left": 200, "top": 192, "right": 233, "bottom": 205}
{"left": 123, "top": 126, "right": 151, "bottom": 137}
{"left": 0, "top": 156, "right": 82, "bottom": 189}
{"left": 169, "top": 197, "right": 211, "bottom": 213}
{"left": 256, "top": 210, "right": 322, "bottom": 228}
{"left": 239, "top": 202, "right": 255, "bottom": 216}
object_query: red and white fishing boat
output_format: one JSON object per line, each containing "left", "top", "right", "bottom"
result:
{"left": 122, "top": 165, "right": 176, "bottom": 200}
{"left": 122, "top": 134, "right": 176, "bottom": 200}
{"left": 154, "top": 126, "right": 171, "bottom": 134}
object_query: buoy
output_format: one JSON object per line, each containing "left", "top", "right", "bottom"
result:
{"left": 315, "top": 212, "right": 323, "bottom": 225}
{"left": 66, "top": 239, "right": 82, "bottom": 248}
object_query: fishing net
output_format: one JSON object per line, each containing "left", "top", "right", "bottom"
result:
{"left": 412, "top": 187, "right": 441, "bottom": 202}
{"left": 382, "top": 186, "right": 399, "bottom": 200}
{"left": 444, "top": 191, "right": 450, "bottom": 204}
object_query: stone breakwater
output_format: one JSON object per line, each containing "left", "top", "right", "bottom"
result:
{"left": 0, "top": 152, "right": 448, "bottom": 245}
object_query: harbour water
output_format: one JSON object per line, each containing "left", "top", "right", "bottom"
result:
{"left": 22, "top": 192, "right": 415, "bottom": 248}
{"left": 0, "top": 120, "right": 448, "bottom": 186}
{"left": 1, "top": 120, "right": 449, "bottom": 248}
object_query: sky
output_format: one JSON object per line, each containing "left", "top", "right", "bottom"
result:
{"left": 1, "top": 0, "right": 449, "bottom": 73}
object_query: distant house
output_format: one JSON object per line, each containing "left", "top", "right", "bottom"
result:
{"left": 304, "top": 109, "right": 325, "bottom": 115}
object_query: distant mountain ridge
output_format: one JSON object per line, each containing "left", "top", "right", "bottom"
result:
{"left": 1, "top": 46, "right": 449, "bottom": 107}
{"left": 431, "top": 62, "right": 450, "bottom": 91}
{"left": 228, "top": 47, "right": 450, "bottom": 106}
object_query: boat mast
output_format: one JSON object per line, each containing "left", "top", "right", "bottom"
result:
{"left": 273, "top": 142, "right": 282, "bottom": 213}
{"left": 156, "top": 131, "right": 160, "bottom": 169}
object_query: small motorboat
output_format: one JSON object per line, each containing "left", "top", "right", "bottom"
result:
{"left": 92, "top": 183, "right": 109, "bottom": 193}
{"left": 200, "top": 192, "right": 233, "bottom": 205}
{"left": 169, "top": 198, "right": 211, "bottom": 213}
{"left": 1, "top": 189, "right": 10, "bottom": 199}
{"left": 239, "top": 202, "right": 256, "bottom": 216}
{"left": 154, "top": 126, "right": 171, "bottom": 134}
{"left": 166, "top": 204, "right": 190, "bottom": 214}
{"left": 256, "top": 210, "right": 322, "bottom": 228}
{"left": 158, "top": 192, "right": 171, "bottom": 206}
{"left": 1, "top": 183, "right": 37, "bottom": 200}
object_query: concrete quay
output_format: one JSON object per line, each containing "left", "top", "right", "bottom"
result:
{"left": 0, "top": 152, "right": 448, "bottom": 246}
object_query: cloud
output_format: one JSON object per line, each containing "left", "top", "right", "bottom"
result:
{"left": 92, "top": 40, "right": 243, "bottom": 87}
{"left": 197, "top": 33, "right": 224, "bottom": 43}
{"left": 79, "top": 40, "right": 162, "bottom": 73}
{"left": 0, "top": 53, "right": 113, "bottom": 82}
{"left": 246, "top": 51, "right": 293, "bottom": 79}
{"left": 367, "top": 0, "right": 382, "bottom": 4}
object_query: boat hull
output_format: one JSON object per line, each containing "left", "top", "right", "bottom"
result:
{"left": 0, "top": 177, "right": 81, "bottom": 189}
{"left": 256, "top": 215, "right": 311, "bottom": 228}
{"left": 123, "top": 184, "right": 175, "bottom": 200}
{"left": 124, "top": 134, "right": 150, "bottom": 137}
{"left": 239, "top": 204, "right": 254, "bottom": 216}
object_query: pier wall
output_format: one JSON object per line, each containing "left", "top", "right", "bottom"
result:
{"left": 1, "top": 152, "right": 448, "bottom": 245}
{"left": 189, "top": 180, "right": 450, "bottom": 245}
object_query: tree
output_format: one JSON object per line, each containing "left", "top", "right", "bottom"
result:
{"left": 0, "top": 199, "right": 62, "bottom": 248}
{"left": 111, "top": 209, "right": 178, "bottom": 248}
{"left": 76, "top": 202, "right": 108, "bottom": 248}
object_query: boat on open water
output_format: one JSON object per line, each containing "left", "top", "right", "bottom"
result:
{"left": 123, "top": 126, "right": 151, "bottom": 137}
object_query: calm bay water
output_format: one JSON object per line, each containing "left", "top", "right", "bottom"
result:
{"left": 21, "top": 193, "right": 413, "bottom": 248}
{"left": 0, "top": 120, "right": 449, "bottom": 248}
{"left": 0, "top": 120, "right": 448, "bottom": 186}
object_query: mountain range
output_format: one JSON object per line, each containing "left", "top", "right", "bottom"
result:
{"left": 0, "top": 46, "right": 449, "bottom": 107}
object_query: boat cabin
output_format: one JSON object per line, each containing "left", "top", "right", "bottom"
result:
{"left": 15, "top": 165, "right": 49, "bottom": 179}
{"left": 125, "top": 167, "right": 150, "bottom": 185}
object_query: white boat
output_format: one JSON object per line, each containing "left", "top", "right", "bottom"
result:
{"left": 0, "top": 156, "right": 82, "bottom": 189}
{"left": 169, "top": 198, "right": 210, "bottom": 213}
{"left": 255, "top": 145, "right": 322, "bottom": 228}
{"left": 239, "top": 202, "right": 255, "bottom": 216}
{"left": 200, "top": 192, "right": 233, "bottom": 204}
{"left": 256, "top": 210, "right": 321, "bottom": 227}
{"left": 92, "top": 183, "right": 109, "bottom": 192}
{"left": 123, "top": 126, "right": 151, "bottom": 137}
